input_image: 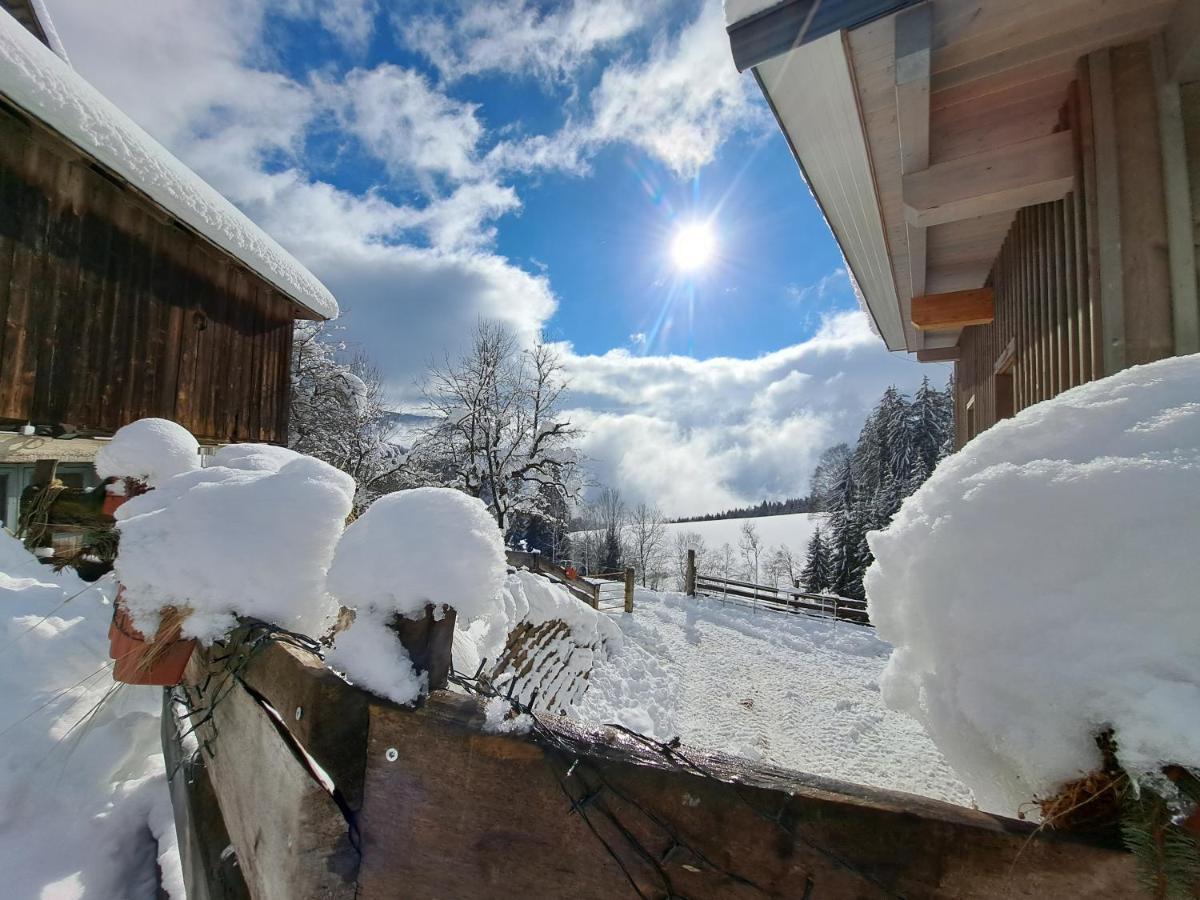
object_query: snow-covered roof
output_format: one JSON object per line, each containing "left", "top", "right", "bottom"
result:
{"left": 0, "top": 10, "right": 338, "bottom": 320}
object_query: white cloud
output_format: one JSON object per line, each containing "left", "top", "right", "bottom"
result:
{"left": 788, "top": 266, "right": 849, "bottom": 305}
{"left": 285, "top": 0, "right": 379, "bottom": 53}
{"left": 48, "top": 0, "right": 556, "bottom": 400}
{"left": 558, "top": 311, "right": 939, "bottom": 516}
{"left": 400, "top": 0, "right": 658, "bottom": 83}
{"left": 587, "top": 0, "right": 767, "bottom": 176}
{"left": 330, "top": 65, "right": 485, "bottom": 185}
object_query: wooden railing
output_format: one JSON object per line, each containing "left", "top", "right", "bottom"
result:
{"left": 165, "top": 617, "right": 1140, "bottom": 899}
{"left": 692, "top": 571, "right": 871, "bottom": 625}
{"left": 505, "top": 550, "right": 635, "bottom": 613}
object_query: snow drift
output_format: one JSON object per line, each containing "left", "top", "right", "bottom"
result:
{"left": 866, "top": 355, "right": 1200, "bottom": 814}
{"left": 0, "top": 533, "right": 180, "bottom": 897}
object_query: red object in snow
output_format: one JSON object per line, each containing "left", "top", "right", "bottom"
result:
{"left": 108, "top": 592, "right": 196, "bottom": 686}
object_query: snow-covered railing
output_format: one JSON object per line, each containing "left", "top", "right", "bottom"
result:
{"left": 692, "top": 571, "right": 870, "bottom": 625}
{"left": 165, "top": 617, "right": 1140, "bottom": 899}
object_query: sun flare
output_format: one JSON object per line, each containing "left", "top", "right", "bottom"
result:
{"left": 670, "top": 221, "right": 716, "bottom": 272}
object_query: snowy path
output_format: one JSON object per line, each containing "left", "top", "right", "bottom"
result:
{"left": 577, "top": 590, "right": 972, "bottom": 806}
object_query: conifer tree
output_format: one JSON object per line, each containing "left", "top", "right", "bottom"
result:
{"left": 800, "top": 527, "right": 831, "bottom": 593}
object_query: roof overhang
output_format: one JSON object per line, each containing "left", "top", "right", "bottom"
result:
{"left": 727, "top": 0, "right": 923, "bottom": 72}
{"left": 732, "top": 0, "right": 1188, "bottom": 357}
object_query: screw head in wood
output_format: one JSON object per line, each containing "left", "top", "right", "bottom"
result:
{"left": 385, "top": 747, "right": 399, "bottom": 762}
{"left": 294, "top": 706, "right": 303, "bottom": 721}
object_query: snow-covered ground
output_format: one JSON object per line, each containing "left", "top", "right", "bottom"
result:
{"left": 664, "top": 512, "right": 823, "bottom": 558}
{"left": 0, "top": 533, "right": 179, "bottom": 899}
{"left": 577, "top": 588, "right": 972, "bottom": 806}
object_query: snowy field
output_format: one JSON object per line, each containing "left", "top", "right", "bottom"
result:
{"left": 577, "top": 589, "right": 971, "bottom": 806}
{"left": 663, "top": 512, "right": 823, "bottom": 559}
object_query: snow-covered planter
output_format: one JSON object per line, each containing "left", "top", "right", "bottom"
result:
{"left": 107, "top": 426, "right": 355, "bottom": 646}
{"left": 326, "top": 487, "right": 508, "bottom": 706}
{"left": 866, "top": 356, "right": 1200, "bottom": 848}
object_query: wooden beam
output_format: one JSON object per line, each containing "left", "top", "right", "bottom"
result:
{"left": 895, "top": 2, "right": 932, "bottom": 351}
{"left": 911, "top": 288, "right": 994, "bottom": 330}
{"left": 1152, "top": 37, "right": 1200, "bottom": 356}
{"left": 1165, "top": 0, "right": 1200, "bottom": 82}
{"left": 916, "top": 345, "right": 960, "bottom": 362}
{"left": 903, "top": 130, "right": 1075, "bottom": 228}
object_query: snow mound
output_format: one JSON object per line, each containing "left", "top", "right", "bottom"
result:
{"left": 866, "top": 354, "right": 1200, "bottom": 814}
{"left": 0, "top": 532, "right": 180, "bottom": 897}
{"left": 95, "top": 418, "right": 199, "bottom": 486}
{"left": 0, "top": 13, "right": 337, "bottom": 319}
{"left": 328, "top": 487, "right": 507, "bottom": 623}
{"left": 114, "top": 451, "right": 355, "bottom": 642}
{"left": 327, "top": 488, "right": 508, "bottom": 705}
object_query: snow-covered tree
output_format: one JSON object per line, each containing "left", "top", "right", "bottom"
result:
{"left": 288, "top": 321, "right": 407, "bottom": 514}
{"left": 413, "top": 321, "right": 581, "bottom": 538}
{"left": 808, "top": 443, "right": 851, "bottom": 512}
{"left": 800, "top": 527, "right": 831, "bottom": 593}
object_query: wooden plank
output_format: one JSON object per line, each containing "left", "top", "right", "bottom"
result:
{"left": 911, "top": 288, "right": 994, "bottom": 330}
{"left": 903, "top": 130, "right": 1075, "bottom": 227}
{"left": 1165, "top": 0, "right": 1200, "bottom": 82}
{"left": 354, "top": 687, "right": 1138, "bottom": 899}
{"left": 1088, "top": 49, "right": 1126, "bottom": 376}
{"left": 917, "top": 345, "right": 959, "bottom": 362}
{"left": 1151, "top": 37, "right": 1200, "bottom": 356}
{"left": 1110, "top": 42, "right": 1173, "bottom": 367}
{"left": 183, "top": 650, "right": 359, "bottom": 900}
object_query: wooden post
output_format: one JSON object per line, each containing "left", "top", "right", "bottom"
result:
{"left": 386, "top": 603, "right": 457, "bottom": 693}
{"left": 685, "top": 549, "right": 696, "bottom": 597}
{"left": 590, "top": 582, "right": 599, "bottom": 610}
{"left": 623, "top": 567, "right": 635, "bottom": 614}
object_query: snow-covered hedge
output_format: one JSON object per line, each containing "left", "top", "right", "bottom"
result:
{"left": 866, "top": 355, "right": 1200, "bottom": 814}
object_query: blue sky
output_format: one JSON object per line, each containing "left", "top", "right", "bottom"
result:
{"left": 48, "top": 0, "right": 940, "bottom": 515}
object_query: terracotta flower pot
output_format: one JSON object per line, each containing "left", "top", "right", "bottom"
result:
{"left": 108, "top": 596, "right": 196, "bottom": 686}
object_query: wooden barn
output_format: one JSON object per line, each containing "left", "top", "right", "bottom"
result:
{"left": 726, "top": 0, "right": 1200, "bottom": 447}
{"left": 0, "top": 0, "right": 337, "bottom": 525}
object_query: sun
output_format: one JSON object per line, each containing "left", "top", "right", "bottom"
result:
{"left": 670, "top": 221, "right": 716, "bottom": 272}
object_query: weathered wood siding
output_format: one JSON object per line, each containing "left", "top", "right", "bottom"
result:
{"left": 955, "top": 195, "right": 1095, "bottom": 445}
{"left": 0, "top": 103, "right": 298, "bottom": 442}
{"left": 955, "top": 39, "right": 1183, "bottom": 447}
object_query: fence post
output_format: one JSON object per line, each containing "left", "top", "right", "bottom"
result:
{"left": 591, "top": 582, "right": 600, "bottom": 610}
{"left": 685, "top": 549, "right": 696, "bottom": 597}
{"left": 623, "top": 567, "right": 635, "bottom": 613}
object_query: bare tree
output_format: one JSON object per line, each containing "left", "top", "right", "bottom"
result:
{"left": 627, "top": 503, "right": 668, "bottom": 588}
{"left": 672, "top": 530, "right": 706, "bottom": 591}
{"left": 289, "top": 321, "right": 407, "bottom": 513}
{"left": 739, "top": 520, "right": 764, "bottom": 585}
{"left": 414, "top": 321, "right": 581, "bottom": 536}
{"left": 767, "top": 544, "right": 799, "bottom": 588}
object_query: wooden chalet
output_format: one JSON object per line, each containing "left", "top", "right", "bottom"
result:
{"left": 0, "top": 2, "right": 337, "bottom": 526}
{"left": 727, "top": 0, "right": 1200, "bottom": 447}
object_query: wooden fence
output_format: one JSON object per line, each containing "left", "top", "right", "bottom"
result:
{"left": 166, "top": 615, "right": 1139, "bottom": 899}
{"left": 685, "top": 550, "right": 870, "bottom": 624}
{"left": 506, "top": 550, "right": 634, "bottom": 613}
